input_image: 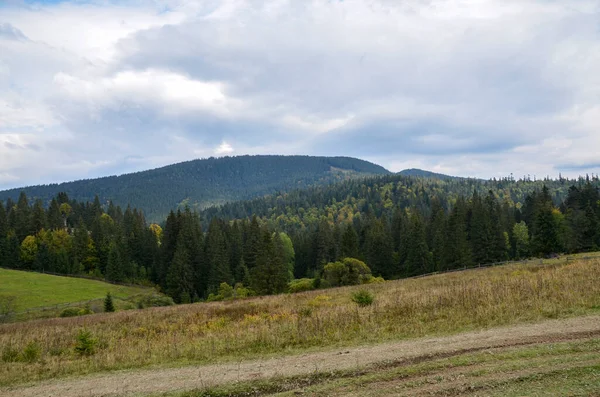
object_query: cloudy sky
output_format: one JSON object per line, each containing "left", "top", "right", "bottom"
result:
{"left": 0, "top": 0, "right": 599, "bottom": 188}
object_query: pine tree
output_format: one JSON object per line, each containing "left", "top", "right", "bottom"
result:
{"left": 206, "top": 219, "right": 233, "bottom": 292}
{"left": 30, "top": 199, "right": 47, "bottom": 233}
{"left": 47, "top": 199, "right": 62, "bottom": 230}
{"left": 340, "top": 224, "right": 359, "bottom": 259}
{"left": 364, "top": 218, "right": 394, "bottom": 278}
{"left": 243, "top": 216, "right": 261, "bottom": 271}
{"left": 15, "top": 192, "right": 32, "bottom": 242}
{"left": 165, "top": 240, "right": 194, "bottom": 302}
{"left": 105, "top": 243, "right": 124, "bottom": 282}
{"left": 104, "top": 292, "right": 115, "bottom": 312}
{"left": 250, "top": 229, "right": 289, "bottom": 295}
{"left": 313, "top": 219, "right": 334, "bottom": 273}
{"left": 404, "top": 211, "right": 431, "bottom": 276}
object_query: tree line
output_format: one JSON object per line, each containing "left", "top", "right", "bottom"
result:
{"left": 1, "top": 176, "right": 599, "bottom": 302}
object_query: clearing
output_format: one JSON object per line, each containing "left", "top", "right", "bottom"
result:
{"left": 0, "top": 268, "right": 151, "bottom": 316}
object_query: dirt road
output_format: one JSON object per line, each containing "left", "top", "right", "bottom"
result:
{"left": 2, "top": 315, "right": 600, "bottom": 397}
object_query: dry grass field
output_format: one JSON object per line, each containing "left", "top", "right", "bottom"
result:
{"left": 1, "top": 259, "right": 600, "bottom": 391}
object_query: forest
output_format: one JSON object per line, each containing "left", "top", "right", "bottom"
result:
{"left": 0, "top": 155, "right": 389, "bottom": 223}
{"left": 1, "top": 173, "right": 599, "bottom": 303}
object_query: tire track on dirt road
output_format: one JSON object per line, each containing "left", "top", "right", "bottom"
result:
{"left": 2, "top": 315, "right": 600, "bottom": 397}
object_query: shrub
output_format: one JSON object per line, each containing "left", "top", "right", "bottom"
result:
{"left": 322, "top": 258, "right": 373, "bottom": 287}
{"left": 2, "top": 345, "right": 20, "bottom": 363}
{"left": 136, "top": 294, "right": 175, "bottom": 309}
{"left": 78, "top": 304, "right": 93, "bottom": 315}
{"left": 74, "top": 329, "right": 97, "bottom": 356}
{"left": 351, "top": 289, "right": 374, "bottom": 307}
{"left": 288, "top": 278, "right": 315, "bottom": 293}
{"left": 297, "top": 307, "right": 313, "bottom": 318}
{"left": 233, "top": 283, "right": 252, "bottom": 298}
{"left": 104, "top": 293, "right": 115, "bottom": 313}
{"left": 207, "top": 283, "right": 253, "bottom": 302}
{"left": 60, "top": 307, "right": 82, "bottom": 317}
{"left": 22, "top": 341, "right": 41, "bottom": 363}
{"left": 363, "top": 275, "right": 385, "bottom": 284}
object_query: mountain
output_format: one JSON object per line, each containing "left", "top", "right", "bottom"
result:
{"left": 0, "top": 155, "right": 390, "bottom": 223}
{"left": 398, "top": 168, "right": 465, "bottom": 180}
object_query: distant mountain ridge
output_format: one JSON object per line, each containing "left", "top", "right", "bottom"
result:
{"left": 398, "top": 168, "right": 467, "bottom": 180}
{"left": 0, "top": 155, "right": 390, "bottom": 223}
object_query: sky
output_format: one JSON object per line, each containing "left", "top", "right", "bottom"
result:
{"left": 0, "top": 0, "right": 599, "bottom": 189}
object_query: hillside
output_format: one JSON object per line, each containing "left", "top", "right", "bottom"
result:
{"left": 0, "top": 155, "right": 390, "bottom": 223}
{"left": 1, "top": 258, "right": 599, "bottom": 395}
{"left": 398, "top": 168, "right": 466, "bottom": 179}
{"left": 0, "top": 268, "right": 155, "bottom": 321}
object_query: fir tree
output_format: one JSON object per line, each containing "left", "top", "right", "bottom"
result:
{"left": 104, "top": 292, "right": 115, "bottom": 312}
{"left": 105, "top": 243, "right": 124, "bottom": 282}
{"left": 340, "top": 224, "right": 359, "bottom": 259}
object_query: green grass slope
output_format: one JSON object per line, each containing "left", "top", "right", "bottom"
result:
{"left": 0, "top": 268, "right": 150, "bottom": 312}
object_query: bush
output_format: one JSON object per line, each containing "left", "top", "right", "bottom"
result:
{"left": 2, "top": 345, "right": 20, "bottom": 363}
{"left": 22, "top": 341, "right": 41, "bottom": 363}
{"left": 78, "top": 304, "right": 93, "bottom": 315}
{"left": 288, "top": 278, "right": 315, "bottom": 293}
{"left": 207, "top": 283, "right": 253, "bottom": 302}
{"left": 351, "top": 289, "right": 374, "bottom": 307}
{"left": 363, "top": 275, "right": 385, "bottom": 284}
{"left": 136, "top": 294, "right": 175, "bottom": 309}
{"left": 74, "top": 329, "right": 97, "bottom": 356}
{"left": 322, "top": 258, "right": 373, "bottom": 287}
{"left": 60, "top": 307, "right": 82, "bottom": 317}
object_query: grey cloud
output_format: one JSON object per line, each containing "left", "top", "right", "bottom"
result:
{"left": 0, "top": 23, "right": 28, "bottom": 41}
{"left": 2, "top": 0, "right": 600, "bottom": 188}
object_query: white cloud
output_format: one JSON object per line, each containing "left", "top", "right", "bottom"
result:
{"left": 1, "top": 0, "right": 600, "bottom": 188}
{"left": 214, "top": 141, "right": 234, "bottom": 155}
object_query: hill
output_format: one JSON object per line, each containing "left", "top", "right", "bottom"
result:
{"left": 398, "top": 168, "right": 466, "bottom": 179}
{"left": 1, "top": 258, "right": 599, "bottom": 395}
{"left": 0, "top": 155, "right": 390, "bottom": 223}
{"left": 0, "top": 268, "right": 154, "bottom": 321}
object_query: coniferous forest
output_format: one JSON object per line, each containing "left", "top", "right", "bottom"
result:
{"left": 1, "top": 173, "right": 600, "bottom": 303}
{"left": 0, "top": 156, "right": 389, "bottom": 223}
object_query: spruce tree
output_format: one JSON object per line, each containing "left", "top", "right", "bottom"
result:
{"left": 165, "top": 241, "right": 194, "bottom": 302}
{"left": 250, "top": 229, "right": 289, "bottom": 295}
{"left": 105, "top": 243, "right": 124, "bottom": 282}
{"left": 104, "top": 292, "right": 115, "bottom": 312}
{"left": 340, "top": 224, "right": 359, "bottom": 259}
{"left": 365, "top": 218, "right": 394, "bottom": 278}
{"left": 206, "top": 219, "right": 233, "bottom": 292}
{"left": 404, "top": 211, "right": 431, "bottom": 276}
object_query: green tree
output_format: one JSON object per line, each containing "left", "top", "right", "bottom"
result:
{"left": 404, "top": 211, "right": 431, "bottom": 276}
{"left": 340, "top": 224, "right": 359, "bottom": 259}
{"left": 250, "top": 229, "right": 289, "bottom": 294}
{"left": 512, "top": 221, "right": 530, "bottom": 259}
{"left": 165, "top": 240, "right": 195, "bottom": 303}
{"left": 105, "top": 243, "right": 124, "bottom": 282}
{"left": 104, "top": 292, "right": 115, "bottom": 312}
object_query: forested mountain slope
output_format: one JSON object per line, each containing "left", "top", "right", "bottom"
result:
{"left": 2, "top": 172, "right": 600, "bottom": 303}
{"left": 199, "top": 173, "right": 581, "bottom": 228}
{"left": 397, "top": 168, "right": 466, "bottom": 180}
{"left": 0, "top": 156, "right": 389, "bottom": 223}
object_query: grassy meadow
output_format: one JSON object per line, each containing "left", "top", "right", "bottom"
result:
{"left": 1, "top": 259, "right": 600, "bottom": 387}
{"left": 0, "top": 268, "right": 152, "bottom": 314}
